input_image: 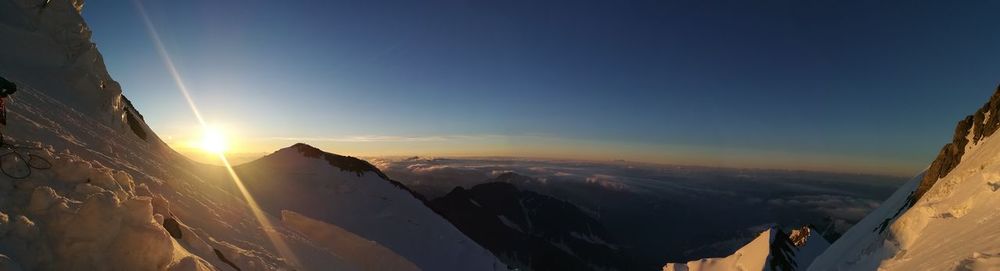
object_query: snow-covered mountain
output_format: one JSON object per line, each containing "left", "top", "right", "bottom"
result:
{"left": 0, "top": 1, "right": 506, "bottom": 270}
{"left": 429, "top": 173, "right": 635, "bottom": 271}
{"left": 4, "top": 1, "right": 1000, "bottom": 270}
{"left": 662, "top": 87, "right": 1000, "bottom": 271}
{"left": 662, "top": 226, "right": 830, "bottom": 271}
{"left": 808, "top": 88, "right": 1000, "bottom": 271}
{"left": 229, "top": 144, "right": 504, "bottom": 270}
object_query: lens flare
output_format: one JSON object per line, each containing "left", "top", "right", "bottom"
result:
{"left": 134, "top": 1, "right": 301, "bottom": 268}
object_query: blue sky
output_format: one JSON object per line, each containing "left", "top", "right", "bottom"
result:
{"left": 82, "top": 1, "right": 1000, "bottom": 175}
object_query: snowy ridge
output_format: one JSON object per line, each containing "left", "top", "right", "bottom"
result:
{"left": 0, "top": 1, "right": 506, "bottom": 270}
{"left": 231, "top": 145, "right": 506, "bottom": 271}
{"left": 915, "top": 87, "right": 1000, "bottom": 202}
{"left": 809, "top": 87, "right": 1000, "bottom": 270}
{"left": 662, "top": 226, "right": 830, "bottom": 271}
{"left": 672, "top": 87, "right": 1000, "bottom": 271}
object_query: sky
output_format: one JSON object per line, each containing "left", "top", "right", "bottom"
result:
{"left": 81, "top": 1, "right": 1000, "bottom": 175}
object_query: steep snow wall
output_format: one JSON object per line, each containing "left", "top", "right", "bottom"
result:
{"left": 916, "top": 87, "right": 1000, "bottom": 200}
{"left": 810, "top": 87, "right": 1000, "bottom": 270}
{"left": 0, "top": 0, "right": 155, "bottom": 141}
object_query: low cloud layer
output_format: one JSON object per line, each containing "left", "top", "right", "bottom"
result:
{"left": 371, "top": 156, "right": 908, "bottom": 261}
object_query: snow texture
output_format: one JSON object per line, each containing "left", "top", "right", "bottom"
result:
{"left": 0, "top": 1, "right": 505, "bottom": 270}
{"left": 810, "top": 90, "right": 1000, "bottom": 270}
{"left": 663, "top": 227, "right": 830, "bottom": 271}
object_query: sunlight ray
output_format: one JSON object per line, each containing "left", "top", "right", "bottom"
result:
{"left": 133, "top": 1, "right": 302, "bottom": 268}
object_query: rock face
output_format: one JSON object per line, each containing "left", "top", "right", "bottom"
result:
{"left": 430, "top": 175, "right": 635, "bottom": 271}
{"left": 809, "top": 85, "right": 1000, "bottom": 270}
{"left": 289, "top": 143, "right": 386, "bottom": 178}
{"left": 916, "top": 86, "right": 1000, "bottom": 200}
{"left": 120, "top": 95, "right": 148, "bottom": 141}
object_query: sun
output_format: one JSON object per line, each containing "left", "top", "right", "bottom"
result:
{"left": 200, "top": 128, "right": 229, "bottom": 154}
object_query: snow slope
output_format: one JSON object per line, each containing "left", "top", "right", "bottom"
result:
{"left": 810, "top": 88, "right": 1000, "bottom": 271}
{"left": 663, "top": 226, "right": 830, "bottom": 271}
{"left": 280, "top": 210, "right": 420, "bottom": 271}
{"left": 228, "top": 144, "right": 506, "bottom": 271}
{"left": 0, "top": 1, "right": 505, "bottom": 270}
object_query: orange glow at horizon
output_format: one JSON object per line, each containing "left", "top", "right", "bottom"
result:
{"left": 135, "top": 0, "right": 302, "bottom": 267}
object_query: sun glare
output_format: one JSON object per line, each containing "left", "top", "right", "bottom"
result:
{"left": 200, "top": 128, "right": 229, "bottom": 154}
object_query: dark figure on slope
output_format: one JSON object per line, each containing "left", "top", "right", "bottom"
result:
{"left": 0, "top": 76, "right": 17, "bottom": 145}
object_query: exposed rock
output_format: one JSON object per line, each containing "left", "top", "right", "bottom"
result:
{"left": 288, "top": 143, "right": 428, "bottom": 202}
{"left": 162, "top": 217, "right": 182, "bottom": 239}
{"left": 915, "top": 86, "right": 1000, "bottom": 200}
{"left": 124, "top": 109, "right": 147, "bottom": 140}
{"left": 788, "top": 226, "right": 813, "bottom": 247}
{"left": 213, "top": 248, "right": 241, "bottom": 271}
{"left": 769, "top": 228, "right": 798, "bottom": 271}
{"left": 290, "top": 143, "right": 385, "bottom": 178}
{"left": 121, "top": 95, "right": 148, "bottom": 141}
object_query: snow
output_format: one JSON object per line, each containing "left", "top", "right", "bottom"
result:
{"left": 232, "top": 146, "right": 505, "bottom": 270}
{"left": 9, "top": 0, "right": 998, "bottom": 270}
{"left": 0, "top": 1, "right": 506, "bottom": 270}
{"left": 809, "top": 103, "right": 1000, "bottom": 270}
{"left": 816, "top": 126, "right": 1000, "bottom": 270}
{"left": 0, "top": 142, "right": 197, "bottom": 270}
{"left": 281, "top": 210, "right": 419, "bottom": 271}
{"left": 791, "top": 228, "right": 831, "bottom": 270}
{"left": 663, "top": 227, "right": 830, "bottom": 271}
{"left": 663, "top": 228, "right": 773, "bottom": 271}
{"left": 497, "top": 215, "right": 524, "bottom": 233}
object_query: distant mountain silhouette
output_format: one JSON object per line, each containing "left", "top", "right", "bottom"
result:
{"left": 430, "top": 173, "right": 636, "bottom": 271}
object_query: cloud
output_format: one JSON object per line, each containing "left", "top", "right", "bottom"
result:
{"left": 375, "top": 157, "right": 642, "bottom": 192}
{"left": 585, "top": 174, "right": 632, "bottom": 191}
{"left": 268, "top": 134, "right": 501, "bottom": 143}
{"left": 768, "top": 194, "right": 880, "bottom": 222}
{"left": 490, "top": 169, "right": 514, "bottom": 176}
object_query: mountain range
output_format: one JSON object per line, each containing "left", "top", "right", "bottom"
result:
{"left": 0, "top": 1, "right": 998, "bottom": 270}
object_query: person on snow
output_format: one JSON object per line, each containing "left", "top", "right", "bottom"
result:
{"left": 0, "top": 76, "right": 17, "bottom": 145}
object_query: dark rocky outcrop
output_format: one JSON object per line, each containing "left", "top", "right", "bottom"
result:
{"left": 120, "top": 95, "right": 144, "bottom": 120}
{"left": 768, "top": 228, "right": 798, "bottom": 271}
{"left": 124, "top": 109, "right": 146, "bottom": 140}
{"left": 213, "top": 248, "right": 241, "bottom": 271}
{"left": 429, "top": 174, "right": 636, "bottom": 271}
{"left": 162, "top": 217, "right": 182, "bottom": 239}
{"left": 289, "top": 143, "right": 386, "bottom": 178}
{"left": 121, "top": 95, "right": 147, "bottom": 141}
{"left": 916, "top": 86, "right": 1000, "bottom": 200}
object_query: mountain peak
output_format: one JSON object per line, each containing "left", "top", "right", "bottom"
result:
{"left": 265, "top": 143, "right": 431, "bottom": 203}
{"left": 272, "top": 143, "right": 388, "bottom": 179}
